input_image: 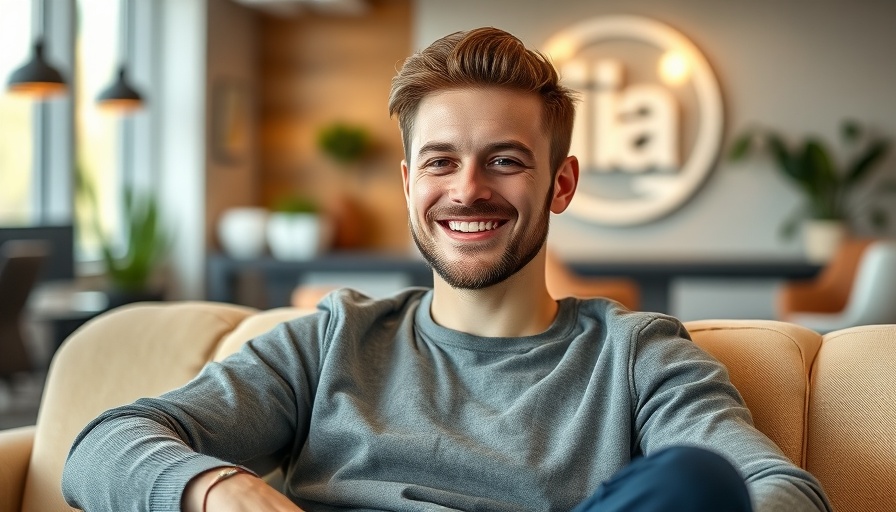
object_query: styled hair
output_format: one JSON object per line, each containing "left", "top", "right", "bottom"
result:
{"left": 388, "top": 27, "right": 578, "bottom": 174}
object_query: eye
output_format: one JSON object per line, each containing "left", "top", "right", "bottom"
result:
{"left": 429, "top": 158, "right": 451, "bottom": 167}
{"left": 421, "top": 157, "right": 456, "bottom": 174}
{"left": 488, "top": 157, "right": 529, "bottom": 171}
{"left": 492, "top": 157, "right": 517, "bottom": 166}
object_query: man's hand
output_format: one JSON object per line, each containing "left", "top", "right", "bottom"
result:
{"left": 182, "top": 467, "right": 304, "bottom": 512}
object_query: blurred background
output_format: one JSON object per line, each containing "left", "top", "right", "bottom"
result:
{"left": 2, "top": 0, "right": 896, "bottom": 425}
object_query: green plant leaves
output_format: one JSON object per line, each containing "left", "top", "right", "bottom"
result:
{"left": 728, "top": 131, "right": 753, "bottom": 161}
{"left": 104, "top": 187, "right": 170, "bottom": 292}
{"left": 272, "top": 196, "right": 318, "bottom": 214}
{"left": 841, "top": 119, "right": 861, "bottom": 142}
{"left": 317, "top": 122, "right": 372, "bottom": 165}
{"left": 729, "top": 120, "right": 893, "bottom": 236}
{"left": 766, "top": 133, "right": 802, "bottom": 182}
{"left": 845, "top": 139, "right": 890, "bottom": 186}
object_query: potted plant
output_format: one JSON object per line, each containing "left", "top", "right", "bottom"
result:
{"left": 77, "top": 169, "right": 171, "bottom": 306}
{"left": 266, "top": 195, "right": 333, "bottom": 261}
{"left": 317, "top": 122, "right": 373, "bottom": 166}
{"left": 78, "top": 172, "right": 171, "bottom": 306}
{"left": 316, "top": 122, "right": 375, "bottom": 249}
{"left": 729, "top": 120, "right": 894, "bottom": 261}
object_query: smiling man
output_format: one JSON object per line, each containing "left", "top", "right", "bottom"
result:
{"left": 402, "top": 85, "right": 574, "bottom": 337}
{"left": 62, "top": 27, "right": 831, "bottom": 512}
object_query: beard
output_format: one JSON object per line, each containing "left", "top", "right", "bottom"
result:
{"left": 410, "top": 190, "right": 553, "bottom": 290}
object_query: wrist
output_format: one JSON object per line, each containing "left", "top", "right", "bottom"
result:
{"left": 203, "top": 467, "right": 251, "bottom": 512}
{"left": 182, "top": 466, "right": 251, "bottom": 512}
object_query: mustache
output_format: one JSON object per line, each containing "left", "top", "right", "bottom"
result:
{"left": 426, "top": 202, "right": 516, "bottom": 221}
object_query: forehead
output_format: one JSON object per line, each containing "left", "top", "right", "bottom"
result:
{"left": 409, "top": 87, "right": 547, "bottom": 157}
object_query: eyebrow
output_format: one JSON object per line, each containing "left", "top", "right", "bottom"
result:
{"left": 417, "top": 142, "right": 457, "bottom": 157}
{"left": 416, "top": 140, "right": 536, "bottom": 160}
{"left": 489, "top": 140, "right": 536, "bottom": 161}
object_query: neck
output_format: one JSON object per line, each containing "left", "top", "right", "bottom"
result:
{"left": 430, "top": 251, "right": 558, "bottom": 337}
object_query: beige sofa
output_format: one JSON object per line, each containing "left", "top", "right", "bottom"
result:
{"left": 0, "top": 301, "right": 894, "bottom": 512}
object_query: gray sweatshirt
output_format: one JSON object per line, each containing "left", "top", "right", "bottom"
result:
{"left": 62, "top": 288, "right": 831, "bottom": 511}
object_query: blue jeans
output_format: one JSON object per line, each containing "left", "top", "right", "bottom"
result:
{"left": 572, "top": 446, "right": 753, "bottom": 512}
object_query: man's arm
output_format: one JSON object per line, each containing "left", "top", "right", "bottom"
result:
{"left": 630, "top": 316, "right": 832, "bottom": 512}
{"left": 62, "top": 317, "right": 326, "bottom": 511}
{"left": 181, "top": 467, "right": 303, "bottom": 512}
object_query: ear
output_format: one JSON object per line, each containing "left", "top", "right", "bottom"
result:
{"left": 550, "top": 155, "right": 579, "bottom": 214}
{"left": 401, "top": 160, "right": 411, "bottom": 204}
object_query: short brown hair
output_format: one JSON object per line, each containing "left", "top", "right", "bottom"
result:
{"left": 388, "top": 27, "right": 578, "bottom": 174}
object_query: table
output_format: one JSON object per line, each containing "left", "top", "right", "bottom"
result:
{"left": 27, "top": 281, "right": 110, "bottom": 355}
{"left": 207, "top": 253, "right": 822, "bottom": 314}
{"left": 565, "top": 259, "right": 822, "bottom": 313}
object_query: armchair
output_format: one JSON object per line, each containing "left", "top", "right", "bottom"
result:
{"left": 780, "top": 239, "right": 896, "bottom": 332}
{"left": 0, "top": 240, "right": 49, "bottom": 381}
{"left": 0, "top": 301, "right": 893, "bottom": 512}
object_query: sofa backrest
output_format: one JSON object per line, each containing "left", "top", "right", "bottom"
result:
{"left": 806, "top": 324, "right": 896, "bottom": 512}
{"left": 685, "top": 319, "right": 896, "bottom": 512}
{"left": 21, "top": 302, "right": 896, "bottom": 512}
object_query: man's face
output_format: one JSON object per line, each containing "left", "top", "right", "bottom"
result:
{"left": 401, "top": 87, "right": 558, "bottom": 289}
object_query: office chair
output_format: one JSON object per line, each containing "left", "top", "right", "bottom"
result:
{"left": 777, "top": 238, "right": 873, "bottom": 318}
{"left": 0, "top": 240, "right": 49, "bottom": 381}
{"left": 782, "top": 239, "right": 896, "bottom": 333}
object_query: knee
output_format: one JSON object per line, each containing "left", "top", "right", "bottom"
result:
{"left": 652, "top": 446, "right": 741, "bottom": 483}
{"left": 575, "top": 446, "right": 752, "bottom": 512}
{"left": 647, "top": 446, "right": 751, "bottom": 508}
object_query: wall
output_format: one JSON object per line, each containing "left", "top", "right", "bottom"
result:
{"left": 257, "top": 0, "right": 412, "bottom": 251}
{"left": 157, "top": 0, "right": 207, "bottom": 300}
{"left": 205, "top": 0, "right": 260, "bottom": 250}
{"left": 414, "top": 0, "right": 896, "bottom": 319}
{"left": 155, "top": 0, "right": 259, "bottom": 300}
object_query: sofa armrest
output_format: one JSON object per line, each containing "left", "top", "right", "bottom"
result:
{"left": 0, "top": 425, "right": 36, "bottom": 512}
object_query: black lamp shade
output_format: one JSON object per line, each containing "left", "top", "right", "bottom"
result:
{"left": 6, "top": 40, "right": 67, "bottom": 98}
{"left": 96, "top": 66, "right": 144, "bottom": 113}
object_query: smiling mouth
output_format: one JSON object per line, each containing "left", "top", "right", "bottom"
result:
{"left": 443, "top": 220, "right": 505, "bottom": 233}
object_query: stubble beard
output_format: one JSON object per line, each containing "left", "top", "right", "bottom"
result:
{"left": 410, "top": 192, "right": 553, "bottom": 290}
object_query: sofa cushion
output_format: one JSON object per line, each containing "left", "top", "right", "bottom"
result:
{"left": 808, "top": 325, "right": 896, "bottom": 512}
{"left": 213, "top": 307, "right": 314, "bottom": 362}
{"left": 684, "top": 320, "right": 822, "bottom": 466}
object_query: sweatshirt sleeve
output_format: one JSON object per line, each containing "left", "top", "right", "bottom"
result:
{"left": 61, "top": 312, "right": 329, "bottom": 512}
{"left": 629, "top": 315, "right": 832, "bottom": 512}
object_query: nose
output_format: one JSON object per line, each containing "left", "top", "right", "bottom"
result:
{"left": 447, "top": 164, "right": 492, "bottom": 205}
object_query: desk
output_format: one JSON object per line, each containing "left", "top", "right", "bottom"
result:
{"left": 207, "top": 253, "right": 822, "bottom": 314}
{"left": 566, "top": 260, "right": 822, "bottom": 313}
{"left": 27, "top": 282, "right": 110, "bottom": 354}
{"left": 207, "top": 252, "right": 434, "bottom": 309}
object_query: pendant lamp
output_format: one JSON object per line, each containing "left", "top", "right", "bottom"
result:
{"left": 6, "top": 0, "right": 68, "bottom": 99}
{"left": 97, "top": 0, "right": 144, "bottom": 113}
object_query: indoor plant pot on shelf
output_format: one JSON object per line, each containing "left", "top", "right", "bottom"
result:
{"left": 266, "top": 196, "right": 333, "bottom": 261}
{"left": 729, "top": 120, "right": 894, "bottom": 262}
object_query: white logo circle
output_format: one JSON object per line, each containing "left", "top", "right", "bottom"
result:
{"left": 544, "top": 15, "right": 724, "bottom": 226}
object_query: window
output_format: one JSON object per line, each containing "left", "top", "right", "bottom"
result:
{"left": 0, "top": 0, "right": 34, "bottom": 224}
{"left": 4, "top": 0, "right": 157, "bottom": 272}
{"left": 75, "top": 0, "right": 122, "bottom": 260}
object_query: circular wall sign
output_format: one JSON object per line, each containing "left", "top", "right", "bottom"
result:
{"left": 544, "top": 15, "right": 724, "bottom": 226}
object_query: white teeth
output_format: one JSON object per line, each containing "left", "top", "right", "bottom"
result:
{"left": 447, "top": 220, "right": 498, "bottom": 233}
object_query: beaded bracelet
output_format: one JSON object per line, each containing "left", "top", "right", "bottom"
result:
{"left": 202, "top": 467, "right": 248, "bottom": 512}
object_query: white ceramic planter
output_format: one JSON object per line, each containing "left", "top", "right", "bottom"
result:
{"left": 266, "top": 212, "right": 333, "bottom": 261}
{"left": 803, "top": 220, "right": 846, "bottom": 263}
{"left": 217, "top": 207, "right": 269, "bottom": 259}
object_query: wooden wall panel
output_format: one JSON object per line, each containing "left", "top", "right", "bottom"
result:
{"left": 258, "top": 0, "right": 412, "bottom": 251}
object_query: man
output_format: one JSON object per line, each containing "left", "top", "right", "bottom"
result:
{"left": 62, "top": 27, "right": 831, "bottom": 512}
